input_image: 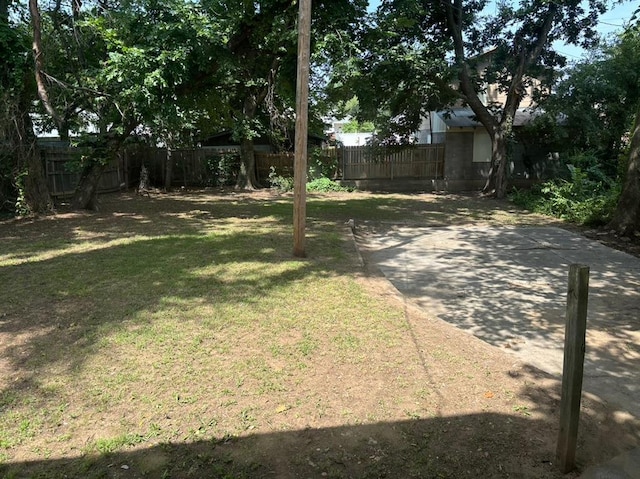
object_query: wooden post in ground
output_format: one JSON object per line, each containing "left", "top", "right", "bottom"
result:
{"left": 556, "top": 264, "right": 590, "bottom": 473}
{"left": 292, "top": 0, "right": 312, "bottom": 258}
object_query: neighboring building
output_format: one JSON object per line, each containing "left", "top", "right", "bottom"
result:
{"left": 409, "top": 49, "right": 558, "bottom": 191}
{"left": 325, "top": 117, "right": 375, "bottom": 147}
{"left": 424, "top": 108, "right": 555, "bottom": 190}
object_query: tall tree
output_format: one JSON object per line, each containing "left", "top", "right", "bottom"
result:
{"left": 541, "top": 33, "right": 640, "bottom": 178}
{"left": 221, "top": 0, "right": 298, "bottom": 188}
{"left": 209, "top": 0, "right": 367, "bottom": 189}
{"left": 0, "top": 0, "right": 54, "bottom": 214}
{"left": 91, "top": 0, "right": 226, "bottom": 192}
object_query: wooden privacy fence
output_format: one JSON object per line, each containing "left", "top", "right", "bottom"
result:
{"left": 256, "top": 145, "right": 445, "bottom": 181}
{"left": 135, "top": 147, "right": 228, "bottom": 187}
{"left": 255, "top": 152, "right": 295, "bottom": 180}
{"left": 41, "top": 143, "right": 446, "bottom": 195}
{"left": 43, "top": 147, "right": 124, "bottom": 197}
{"left": 341, "top": 144, "right": 445, "bottom": 180}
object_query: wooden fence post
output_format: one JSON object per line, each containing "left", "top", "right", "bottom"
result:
{"left": 556, "top": 263, "right": 590, "bottom": 473}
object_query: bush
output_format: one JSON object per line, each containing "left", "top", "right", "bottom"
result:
{"left": 306, "top": 177, "right": 351, "bottom": 192}
{"left": 511, "top": 158, "right": 620, "bottom": 226}
{"left": 308, "top": 147, "right": 338, "bottom": 180}
{"left": 268, "top": 166, "right": 294, "bottom": 192}
{"left": 267, "top": 168, "right": 351, "bottom": 193}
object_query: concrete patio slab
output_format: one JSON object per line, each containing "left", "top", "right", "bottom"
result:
{"left": 362, "top": 225, "right": 640, "bottom": 419}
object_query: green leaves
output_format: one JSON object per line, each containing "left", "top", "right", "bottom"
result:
{"left": 542, "top": 29, "right": 640, "bottom": 174}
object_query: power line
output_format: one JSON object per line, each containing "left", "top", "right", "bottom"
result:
{"left": 599, "top": 20, "right": 625, "bottom": 27}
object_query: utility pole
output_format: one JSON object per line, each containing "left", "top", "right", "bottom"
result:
{"left": 293, "top": 0, "right": 312, "bottom": 257}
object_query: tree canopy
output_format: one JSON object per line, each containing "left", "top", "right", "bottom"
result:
{"left": 1, "top": 0, "right": 632, "bottom": 213}
{"left": 605, "top": 21, "right": 640, "bottom": 235}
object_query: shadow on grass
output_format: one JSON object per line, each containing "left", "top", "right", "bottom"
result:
{"left": 4, "top": 360, "right": 640, "bottom": 479}
{"left": 0, "top": 225, "right": 353, "bottom": 402}
{"left": 0, "top": 190, "right": 549, "bottom": 261}
{"left": 0, "top": 411, "right": 600, "bottom": 479}
{"left": 0, "top": 191, "right": 620, "bottom": 410}
{"left": 2, "top": 362, "right": 639, "bottom": 479}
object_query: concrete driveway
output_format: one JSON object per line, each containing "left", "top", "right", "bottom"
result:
{"left": 361, "top": 225, "right": 640, "bottom": 420}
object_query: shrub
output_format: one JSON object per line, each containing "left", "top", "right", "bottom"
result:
{"left": 267, "top": 168, "right": 351, "bottom": 193}
{"left": 206, "top": 153, "right": 240, "bottom": 186}
{"left": 268, "top": 166, "right": 294, "bottom": 192}
{"left": 511, "top": 157, "right": 620, "bottom": 226}
{"left": 306, "top": 177, "right": 351, "bottom": 192}
{"left": 308, "top": 147, "right": 338, "bottom": 180}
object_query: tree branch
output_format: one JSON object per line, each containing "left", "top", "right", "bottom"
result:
{"left": 30, "top": 0, "right": 63, "bottom": 130}
{"left": 444, "top": 0, "right": 496, "bottom": 133}
{"left": 502, "top": 3, "right": 559, "bottom": 124}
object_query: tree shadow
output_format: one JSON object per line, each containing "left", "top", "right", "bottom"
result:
{"left": 0, "top": 405, "right": 630, "bottom": 479}
{"left": 0, "top": 190, "right": 548, "bottom": 261}
{"left": 0, "top": 228, "right": 348, "bottom": 403}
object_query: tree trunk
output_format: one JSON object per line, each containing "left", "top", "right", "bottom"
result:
{"left": 30, "top": 0, "right": 63, "bottom": 130}
{"left": 608, "top": 105, "right": 640, "bottom": 236}
{"left": 23, "top": 157, "right": 53, "bottom": 215}
{"left": 236, "top": 136, "right": 260, "bottom": 189}
{"left": 21, "top": 141, "right": 54, "bottom": 214}
{"left": 17, "top": 97, "right": 54, "bottom": 215}
{"left": 235, "top": 96, "right": 261, "bottom": 189}
{"left": 1, "top": 0, "right": 9, "bottom": 22}
{"left": 490, "top": 130, "right": 510, "bottom": 198}
{"left": 71, "top": 118, "right": 135, "bottom": 210}
{"left": 481, "top": 129, "right": 508, "bottom": 198}
{"left": 71, "top": 160, "right": 107, "bottom": 210}
{"left": 164, "top": 145, "right": 174, "bottom": 191}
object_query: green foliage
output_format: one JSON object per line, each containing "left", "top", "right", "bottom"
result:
{"left": 306, "top": 177, "right": 351, "bottom": 192}
{"left": 206, "top": 153, "right": 240, "bottom": 186}
{"left": 511, "top": 153, "right": 620, "bottom": 225}
{"left": 341, "top": 120, "right": 375, "bottom": 133}
{"left": 267, "top": 145, "right": 348, "bottom": 192}
{"left": 542, "top": 37, "right": 640, "bottom": 176}
{"left": 0, "top": 15, "right": 30, "bottom": 95}
{"left": 0, "top": 147, "right": 17, "bottom": 213}
{"left": 1, "top": 7, "right": 32, "bottom": 214}
{"left": 267, "top": 167, "right": 294, "bottom": 192}
{"left": 309, "top": 147, "right": 338, "bottom": 179}
{"left": 13, "top": 172, "right": 31, "bottom": 217}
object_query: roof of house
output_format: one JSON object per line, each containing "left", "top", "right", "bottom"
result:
{"left": 437, "top": 108, "right": 539, "bottom": 129}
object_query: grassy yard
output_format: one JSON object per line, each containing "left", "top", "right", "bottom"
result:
{"left": 0, "top": 190, "right": 634, "bottom": 478}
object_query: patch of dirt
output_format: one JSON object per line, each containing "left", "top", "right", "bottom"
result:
{"left": 580, "top": 227, "right": 640, "bottom": 259}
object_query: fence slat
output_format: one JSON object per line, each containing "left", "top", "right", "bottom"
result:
{"left": 42, "top": 147, "right": 125, "bottom": 197}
